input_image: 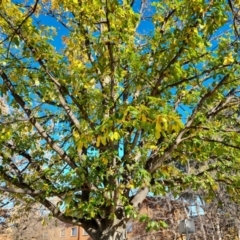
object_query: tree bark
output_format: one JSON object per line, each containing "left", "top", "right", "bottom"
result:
{"left": 91, "top": 225, "right": 127, "bottom": 240}
{"left": 87, "top": 188, "right": 149, "bottom": 240}
{"left": 99, "top": 230, "right": 127, "bottom": 240}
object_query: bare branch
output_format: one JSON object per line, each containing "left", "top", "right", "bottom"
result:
{"left": 200, "top": 137, "right": 240, "bottom": 151}
{"left": 0, "top": 186, "right": 43, "bottom": 196}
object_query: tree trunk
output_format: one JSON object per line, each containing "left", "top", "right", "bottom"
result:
{"left": 91, "top": 225, "right": 127, "bottom": 240}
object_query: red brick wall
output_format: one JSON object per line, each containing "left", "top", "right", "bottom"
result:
{"left": 58, "top": 226, "right": 91, "bottom": 240}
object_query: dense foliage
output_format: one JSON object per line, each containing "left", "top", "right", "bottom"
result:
{"left": 0, "top": 0, "right": 239, "bottom": 239}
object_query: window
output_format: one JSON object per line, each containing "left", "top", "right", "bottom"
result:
{"left": 83, "top": 229, "right": 89, "bottom": 235}
{"left": 60, "top": 229, "right": 65, "bottom": 237}
{"left": 71, "top": 227, "right": 77, "bottom": 236}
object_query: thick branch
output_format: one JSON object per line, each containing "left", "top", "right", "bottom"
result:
{"left": 39, "top": 198, "right": 99, "bottom": 235}
{"left": 0, "top": 186, "right": 42, "bottom": 196}
{"left": 130, "top": 186, "right": 149, "bottom": 209}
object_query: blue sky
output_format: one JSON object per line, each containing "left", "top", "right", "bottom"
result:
{"left": 34, "top": 0, "right": 156, "bottom": 51}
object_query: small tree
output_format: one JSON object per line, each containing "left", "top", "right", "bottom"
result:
{"left": 0, "top": 0, "right": 240, "bottom": 239}
{"left": 9, "top": 204, "right": 62, "bottom": 240}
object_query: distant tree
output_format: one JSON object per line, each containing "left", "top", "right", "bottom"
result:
{"left": 0, "top": 0, "right": 240, "bottom": 239}
{"left": 186, "top": 188, "right": 240, "bottom": 240}
{"left": 128, "top": 196, "right": 188, "bottom": 240}
{"left": 129, "top": 190, "right": 240, "bottom": 240}
{"left": 0, "top": 196, "right": 11, "bottom": 234}
{"left": 0, "top": 208, "right": 10, "bottom": 234}
{"left": 9, "top": 206, "right": 61, "bottom": 240}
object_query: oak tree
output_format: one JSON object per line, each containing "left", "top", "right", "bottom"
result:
{"left": 0, "top": 0, "right": 239, "bottom": 239}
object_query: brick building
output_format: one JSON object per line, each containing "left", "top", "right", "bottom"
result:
{"left": 0, "top": 233, "right": 12, "bottom": 240}
{"left": 0, "top": 224, "right": 91, "bottom": 240}
{"left": 58, "top": 225, "right": 91, "bottom": 240}
{"left": 55, "top": 197, "right": 188, "bottom": 240}
{"left": 0, "top": 197, "right": 193, "bottom": 240}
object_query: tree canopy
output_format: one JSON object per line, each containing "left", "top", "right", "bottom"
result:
{"left": 0, "top": 0, "right": 240, "bottom": 239}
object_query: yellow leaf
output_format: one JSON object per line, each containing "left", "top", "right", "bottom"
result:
{"left": 172, "top": 124, "right": 180, "bottom": 133}
{"left": 223, "top": 53, "right": 234, "bottom": 65}
{"left": 77, "top": 141, "right": 83, "bottom": 151}
{"left": 109, "top": 132, "right": 114, "bottom": 141}
{"left": 162, "top": 117, "right": 168, "bottom": 130}
{"left": 102, "top": 158, "right": 108, "bottom": 165}
{"left": 211, "top": 184, "right": 218, "bottom": 191}
{"left": 155, "top": 122, "right": 161, "bottom": 133}
{"left": 90, "top": 211, "right": 95, "bottom": 218}
{"left": 89, "top": 78, "right": 95, "bottom": 85}
{"left": 34, "top": 78, "right": 40, "bottom": 86}
{"left": 198, "top": 42, "right": 205, "bottom": 50}
{"left": 73, "top": 130, "right": 80, "bottom": 139}
{"left": 41, "top": 218, "right": 46, "bottom": 226}
{"left": 84, "top": 83, "right": 89, "bottom": 89}
{"left": 101, "top": 136, "right": 107, "bottom": 146}
{"left": 149, "top": 145, "right": 157, "bottom": 150}
{"left": 108, "top": 132, "right": 120, "bottom": 141}
{"left": 137, "top": 85, "right": 142, "bottom": 91}
{"left": 113, "top": 131, "right": 120, "bottom": 140}
{"left": 96, "top": 136, "right": 101, "bottom": 147}
{"left": 155, "top": 130, "right": 161, "bottom": 139}
{"left": 141, "top": 114, "right": 147, "bottom": 122}
{"left": 193, "top": 28, "right": 198, "bottom": 34}
{"left": 10, "top": 74, "right": 18, "bottom": 82}
{"left": 126, "top": 182, "right": 134, "bottom": 189}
